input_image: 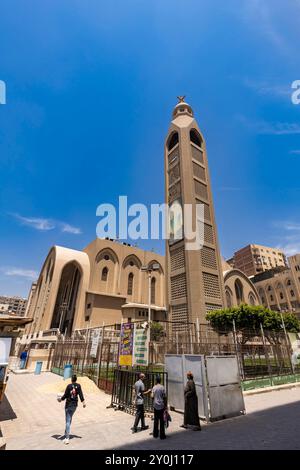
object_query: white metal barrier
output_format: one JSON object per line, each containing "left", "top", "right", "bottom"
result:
{"left": 165, "top": 354, "right": 245, "bottom": 422}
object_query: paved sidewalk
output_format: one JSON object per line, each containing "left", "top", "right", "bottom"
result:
{"left": 1, "top": 372, "right": 300, "bottom": 450}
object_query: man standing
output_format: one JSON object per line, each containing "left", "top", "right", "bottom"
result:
{"left": 132, "top": 373, "right": 150, "bottom": 433}
{"left": 19, "top": 349, "right": 27, "bottom": 369}
{"left": 151, "top": 375, "right": 167, "bottom": 440}
{"left": 58, "top": 374, "right": 86, "bottom": 444}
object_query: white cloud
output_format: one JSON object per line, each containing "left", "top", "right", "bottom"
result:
{"left": 12, "top": 214, "right": 55, "bottom": 231}
{"left": 240, "top": 0, "right": 296, "bottom": 60}
{"left": 10, "top": 213, "right": 82, "bottom": 235}
{"left": 2, "top": 267, "right": 38, "bottom": 280}
{"left": 243, "top": 79, "right": 291, "bottom": 99}
{"left": 277, "top": 243, "right": 300, "bottom": 257}
{"left": 273, "top": 220, "right": 300, "bottom": 256}
{"left": 60, "top": 223, "right": 82, "bottom": 234}
{"left": 238, "top": 116, "right": 300, "bottom": 135}
{"left": 274, "top": 221, "right": 300, "bottom": 231}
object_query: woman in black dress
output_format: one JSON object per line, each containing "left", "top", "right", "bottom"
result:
{"left": 181, "top": 371, "right": 201, "bottom": 431}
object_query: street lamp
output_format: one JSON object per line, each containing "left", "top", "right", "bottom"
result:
{"left": 141, "top": 263, "right": 160, "bottom": 326}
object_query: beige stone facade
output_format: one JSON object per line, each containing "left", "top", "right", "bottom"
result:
{"left": 253, "top": 254, "right": 300, "bottom": 318}
{"left": 165, "top": 98, "right": 225, "bottom": 326}
{"left": 227, "top": 244, "right": 287, "bottom": 277}
{"left": 25, "top": 238, "right": 165, "bottom": 337}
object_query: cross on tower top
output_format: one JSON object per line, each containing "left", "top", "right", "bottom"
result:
{"left": 177, "top": 95, "right": 186, "bottom": 103}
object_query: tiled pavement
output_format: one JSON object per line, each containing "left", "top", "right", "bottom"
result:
{"left": 1, "top": 372, "right": 300, "bottom": 450}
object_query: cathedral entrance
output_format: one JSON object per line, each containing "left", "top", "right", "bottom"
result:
{"left": 51, "top": 262, "right": 82, "bottom": 336}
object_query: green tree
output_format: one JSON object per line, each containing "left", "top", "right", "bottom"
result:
{"left": 150, "top": 321, "right": 165, "bottom": 341}
{"left": 206, "top": 304, "right": 300, "bottom": 345}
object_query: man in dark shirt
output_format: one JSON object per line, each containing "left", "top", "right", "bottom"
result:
{"left": 20, "top": 350, "right": 27, "bottom": 369}
{"left": 58, "top": 374, "right": 86, "bottom": 444}
{"left": 151, "top": 375, "right": 167, "bottom": 439}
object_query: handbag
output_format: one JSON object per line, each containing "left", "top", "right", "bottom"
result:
{"left": 163, "top": 409, "right": 172, "bottom": 428}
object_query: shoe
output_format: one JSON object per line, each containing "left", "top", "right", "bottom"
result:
{"left": 132, "top": 428, "right": 137, "bottom": 434}
{"left": 63, "top": 438, "right": 69, "bottom": 445}
{"left": 160, "top": 436, "right": 167, "bottom": 440}
{"left": 141, "top": 425, "right": 149, "bottom": 431}
{"left": 180, "top": 424, "right": 187, "bottom": 429}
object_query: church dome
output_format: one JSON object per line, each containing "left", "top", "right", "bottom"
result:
{"left": 172, "top": 96, "right": 194, "bottom": 119}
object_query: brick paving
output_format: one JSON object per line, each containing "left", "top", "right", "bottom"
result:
{"left": 1, "top": 372, "right": 300, "bottom": 450}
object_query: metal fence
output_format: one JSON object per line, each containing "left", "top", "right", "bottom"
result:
{"left": 111, "top": 369, "right": 168, "bottom": 414}
{"left": 51, "top": 320, "right": 297, "bottom": 391}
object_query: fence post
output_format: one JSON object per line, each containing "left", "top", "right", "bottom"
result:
{"left": 280, "top": 311, "right": 294, "bottom": 375}
{"left": 189, "top": 328, "right": 193, "bottom": 354}
{"left": 96, "top": 325, "right": 104, "bottom": 387}
{"left": 260, "top": 323, "right": 273, "bottom": 385}
{"left": 232, "top": 319, "right": 244, "bottom": 380}
{"left": 196, "top": 318, "right": 200, "bottom": 344}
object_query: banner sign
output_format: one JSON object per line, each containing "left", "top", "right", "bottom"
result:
{"left": 90, "top": 328, "right": 102, "bottom": 358}
{"left": 133, "top": 325, "right": 149, "bottom": 367}
{"left": 119, "top": 322, "right": 134, "bottom": 366}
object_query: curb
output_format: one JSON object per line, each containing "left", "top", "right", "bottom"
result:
{"left": 244, "top": 381, "right": 300, "bottom": 396}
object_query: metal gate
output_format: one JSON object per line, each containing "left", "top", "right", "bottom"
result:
{"left": 165, "top": 354, "right": 245, "bottom": 422}
{"left": 111, "top": 369, "right": 168, "bottom": 414}
{"left": 206, "top": 356, "right": 245, "bottom": 421}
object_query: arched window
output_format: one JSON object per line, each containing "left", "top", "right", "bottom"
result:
{"left": 248, "top": 292, "right": 256, "bottom": 306}
{"left": 280, "top": 292, "right": 284, "bottom": 300}
{"left": 127, "top": 273, "right": 134, "bottom": 295}
{"left": 235, "top": 279, "right": 244, "bottom": 305}
{"left": 190, "top": 129, "right": 203, "bottom": 148}
{"left": 225, "top": 289, "right": 232, "bottom": 308}
{"left": 259, "top": 288, "right": 266, "bottom": 305}
{"left": 291, "top": 290, "right": 295, "bottom": 297}
{"left": 287, "top": 279, "right": 292, "bottom": 286}
{"left": 101, "top": 267, "right": 108, "bottom": 281}
{"left": 151, "top": 277, "right": 156, "bottom": 304}
{"left": 168, "top": 132, "right": 179, "bottom": 151}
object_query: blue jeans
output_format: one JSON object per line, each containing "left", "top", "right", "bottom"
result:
{"left": 65, "top": 407, "right": 76, "bottom": 438}
{"left": 20, "top": 359, "right": 26, "bottom": 369}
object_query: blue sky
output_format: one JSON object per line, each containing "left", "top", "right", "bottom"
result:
{"left": 0, "top": 0, "right": 300, "bottom": 297}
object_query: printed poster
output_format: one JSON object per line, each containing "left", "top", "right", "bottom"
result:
{"left": 90, "top": 328, "right": 102, "bottom": 358}
{"left": 119, "top": 322, "right": 134, "bottom": 366}
{"left": 133, "top": 325, "right": 149, "bottom": 367}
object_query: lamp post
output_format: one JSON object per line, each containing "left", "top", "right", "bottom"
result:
{"left": 141, "top": 263, "right": 160, "bottom": 326}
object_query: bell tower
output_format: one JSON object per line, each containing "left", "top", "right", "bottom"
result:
{"left": 165, "top": 97, "right": 225, "bottom": 328}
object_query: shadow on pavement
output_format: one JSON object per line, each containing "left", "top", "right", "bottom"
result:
{"left": 112, "top": 399, "right": 300, "bottom": 450}
{"left": 52, "top": 434, "right": 82, "bottom": 441}
{"left": 0, "top": 395, "right": 17, "bottom": 421}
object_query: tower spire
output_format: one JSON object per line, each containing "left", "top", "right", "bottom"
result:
{"left": 165, "top": 99, "right": 225, "bottom": 327}
{"left": 172, "top": 96, "right": 193, "bottom": 119}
